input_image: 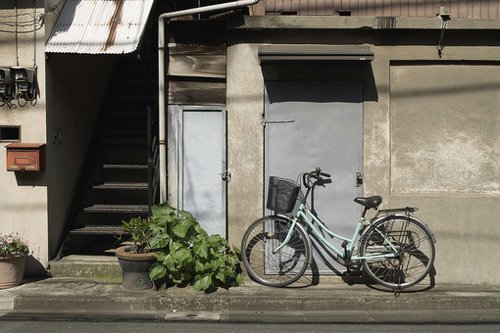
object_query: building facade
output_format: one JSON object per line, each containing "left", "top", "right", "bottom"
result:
{"left": 1, "top": 0, "right": 499, "bottom": 285}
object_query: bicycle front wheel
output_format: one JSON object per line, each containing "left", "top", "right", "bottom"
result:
{"left": 241, "top": 215, "right": 311, "bottom": 287}
{"left": 360, "top": 215, "right": 435, "bottom": 290}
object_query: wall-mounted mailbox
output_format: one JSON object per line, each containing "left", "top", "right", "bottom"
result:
{"left": 6, "top": 143, "right": 45, "bottom": 172}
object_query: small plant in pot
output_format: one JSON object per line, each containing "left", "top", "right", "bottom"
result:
{"left": 0, "top": 232, "right": 30, "bottom": 289}
{"left": 116, "top": 216, "right": 168, "bottom": 290}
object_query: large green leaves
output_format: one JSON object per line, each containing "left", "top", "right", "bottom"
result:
{"left": 171, "top": 218, "right": 195, "bottom": 239}
{"left": 149, "top": 262, "right": 167, "bottom": 281}
{"left": 147, "top": 202, "right": 244, "bottom": 292}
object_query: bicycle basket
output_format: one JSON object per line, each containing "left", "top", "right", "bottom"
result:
{"left": 266, "top": 176, "right": 301, "bottom": 214}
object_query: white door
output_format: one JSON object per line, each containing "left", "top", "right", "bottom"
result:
{"left": 168, "top": 106, "right": 226, "bottom": 237}
{"left": 265, "top": 81, "right": 363, "bottom": 273}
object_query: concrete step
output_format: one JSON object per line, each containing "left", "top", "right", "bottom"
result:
{"left": 93, "top": 182, "right": 148, "bottom": 190}
{"left": 49, "top": 255, "right": 122, "bottom": 281}
{"left": 84, "top": 204, "right": 149, "bottom": 214}
{"left": 69, "top": 225, "right": 125, "bottom": 235}
{"left": 103, "top": 164, "right": 147, "bottom": 170}
{"left": 101, "top": 137, "right": 147, "bottom": 147}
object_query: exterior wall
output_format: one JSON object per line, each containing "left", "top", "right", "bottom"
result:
{"left": 227, "top": 44, "right": 265, "bottom": 245}
{"left": 1, "top": 0, "right": 115, "bottom": 270}
{"left": 226, "top": 16, "right": 500, "bottom": 285}
{"left": 0, "top": 1, "right": 47, "bottom": 275}
{"left": 253, "top": 0, "right": 500, "bottom": 19}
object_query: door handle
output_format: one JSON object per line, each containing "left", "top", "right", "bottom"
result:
{"left": 220, "top": 170, "right": 232, "bottom": 183}
{"left": 355, "top": 172, "right": 363, "bottom": 187}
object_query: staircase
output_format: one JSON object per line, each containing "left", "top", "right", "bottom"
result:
{"left": 55, "top": 56, "right": 158, "bottom": 263}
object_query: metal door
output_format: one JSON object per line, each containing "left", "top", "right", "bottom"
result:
{"left": 168, "top": 106, "right": 226, "bottom": 237}
{"left": 265, "top": 81, "right": 363, "bottom": 273}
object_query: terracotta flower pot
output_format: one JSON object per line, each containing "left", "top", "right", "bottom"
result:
{"left": 115, "top": 246, "right": 156, "bottom": 290}
{"left": 0, "top": 255, "right": 26, "bottom": 289}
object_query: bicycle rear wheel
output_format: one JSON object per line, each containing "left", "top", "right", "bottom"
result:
{"left": 241, "top": 215, "right": 311, "bottom": 287}
{"left": 360, "top": 215, "right": 435, "bottom": 290}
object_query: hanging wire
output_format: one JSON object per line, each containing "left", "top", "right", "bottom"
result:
{"left": 2, "top": 0, "right": 42, "bottom": 108}
{"left": 0, "top": 0, "right": 63, "bottom": 33}
{"left": 33, "top": 0, "right": 37, "bottom": 68}
{"left": 15, "top": 0, "right": 19, "bottom": 66}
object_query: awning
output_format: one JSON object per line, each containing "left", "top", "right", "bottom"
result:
{"left": 45, "top": 0, "right": 155, "bottom": 55}
{"left": 259, "top": 45, "right": 374, "bottom": 62}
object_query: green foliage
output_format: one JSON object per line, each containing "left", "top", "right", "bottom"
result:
{"left": 121, "top": 215, "right": 169, "bottom": 254}
{"left": 148, "top": 202, "right": 244, "bottom": 292}
{"left": 0, "top": 233, "right": 30, "bottom": 257}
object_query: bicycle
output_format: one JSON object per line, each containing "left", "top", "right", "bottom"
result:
{"left": 241, "top": 168, "right": 436, "bottom": 291}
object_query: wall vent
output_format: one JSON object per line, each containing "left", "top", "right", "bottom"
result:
{"left": 0, "top": 126, "right": 20, "bottom": 142}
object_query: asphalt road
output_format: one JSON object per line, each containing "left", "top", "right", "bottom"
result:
{"left": 1, "top": 321, "right": 500, "bottom": 333}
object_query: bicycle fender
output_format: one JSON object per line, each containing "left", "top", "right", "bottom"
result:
{"left": 366, "top": 214, "right": 436, "bottom": 244}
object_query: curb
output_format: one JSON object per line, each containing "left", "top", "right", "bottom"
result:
{"left": 1, "top": 278, "right": 499, "bottom": 323}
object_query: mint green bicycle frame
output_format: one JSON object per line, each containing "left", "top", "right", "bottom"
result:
{"left": 275, "top": 202, "right": 399, "bottom": 263}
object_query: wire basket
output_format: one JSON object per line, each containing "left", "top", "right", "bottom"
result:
{"left": 266, "top": 176, "right": 301, "bottom": 214}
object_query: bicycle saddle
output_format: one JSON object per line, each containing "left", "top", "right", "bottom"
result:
{"left": 354, "top": 196, "right": 382, "bottom": 209}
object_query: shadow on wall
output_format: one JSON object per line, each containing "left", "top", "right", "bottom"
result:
{"left": 25, "top": 255, "right": 48, "bottom": 278}
{"left": 262, "top": 62, "right": 378, "bottom": 102}
{"left": 14, "top": 171, "right": 47, "bottom": 187}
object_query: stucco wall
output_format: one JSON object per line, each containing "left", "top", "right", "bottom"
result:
{"left": 226, "top": 32, "right": 500, "bottom": 285}
{"left": 1, "top": 1, "right": 115, "bottom": 272}
{"left": 226, "top": 44, "right": 265, "bottom": 245}
{"left": 390, "top": 64, "right": 499, "bottom": 194}
{"left": 369, "top": 46, "right": 500, "bottom": 285}
{"left": 0, "top": 2, "right": 47, "bottom": 275}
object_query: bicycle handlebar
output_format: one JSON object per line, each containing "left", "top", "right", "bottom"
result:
{"left": 302, "top": 167, "right": 332, "bottom": 188}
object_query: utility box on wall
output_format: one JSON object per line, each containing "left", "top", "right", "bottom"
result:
{"left": 6, "top": 143, "right": 46, "bottom": 172}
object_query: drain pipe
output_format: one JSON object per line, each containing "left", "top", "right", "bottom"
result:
{"left": 158, "top": 0, "right": 260, "bottom": 203}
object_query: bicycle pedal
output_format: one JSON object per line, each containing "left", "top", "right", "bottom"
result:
{"left": 347, "top": 269, "right": 363, "bottom": 276}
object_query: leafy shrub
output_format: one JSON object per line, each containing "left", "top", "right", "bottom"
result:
{"left": 148, "top": 203, "right": 243, "bottom": 292}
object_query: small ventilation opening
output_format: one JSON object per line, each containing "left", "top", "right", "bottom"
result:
{"left": 0, "top": 126, "right": 20, "bottom": 141}
{"left": 338, "top": 10, "right": 352, "bottom": 16}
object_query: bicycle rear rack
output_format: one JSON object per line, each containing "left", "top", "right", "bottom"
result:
{"left": 376, "top": 207, "right": 418, "bottom": 217}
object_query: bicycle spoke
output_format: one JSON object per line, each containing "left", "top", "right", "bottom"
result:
{"left": 361, "top": 216, "right": 435, "bottom": 289}
{"left": 241, "top": 216, "right": 311, "bottom": 287}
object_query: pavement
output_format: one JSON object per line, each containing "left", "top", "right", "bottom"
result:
{"left": 1, "top": 276, "right": 499, "bottom": 323}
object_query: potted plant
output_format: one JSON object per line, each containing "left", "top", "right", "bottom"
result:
{"left": 116, "top": 216, "right": 168, "bottom": 290}
{"left": 0, "top": 232, "right": 30, "bottom": 289}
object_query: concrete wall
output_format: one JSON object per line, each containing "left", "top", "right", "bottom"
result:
{"left": 226, "top": 17, "right": 500, "bottom": 285}
{"left": 226, "top": 44, "right": 265, "bottom": 244}
{"left": 0, "top": 1, "right": 47, "bottom": 275}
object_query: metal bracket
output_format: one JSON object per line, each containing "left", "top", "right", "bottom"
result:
{"left": 355, "top": 172, "right": 363, "bottom": 187}
{"left": 262, "top": 116, "right": 295, "bottom": 127}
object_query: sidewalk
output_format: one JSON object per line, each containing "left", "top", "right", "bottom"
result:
{"left": 1, "top": 277, "right": 499, "bottom": 323}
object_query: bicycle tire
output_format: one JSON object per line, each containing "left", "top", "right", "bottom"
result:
{"left": 241, "top": 215, "right": 311, "bottom": 287}
{"left": 360, "top": 215, "right": 435, "bottom": 290}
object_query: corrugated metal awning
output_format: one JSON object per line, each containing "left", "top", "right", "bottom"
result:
{"left": 259, "top": 45, "right": 374, "bottom": 62}
{"left": 45, "top": 0, "right": 155, "bottom": 54}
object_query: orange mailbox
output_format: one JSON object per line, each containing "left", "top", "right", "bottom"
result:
{"left": 6, "top": 143, "right": 46, "bottom": 172}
